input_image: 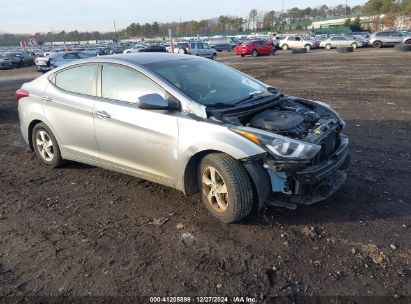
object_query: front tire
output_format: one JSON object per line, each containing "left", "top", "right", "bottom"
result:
{"left": 373, "top": 41, "right": 382, "bottom": 48}
{"left": 351, "top": 42, "right": 357, "bottom": 49}
{"left": 252, "top": 50, "right": 258, "bottom": 57}
{"left": 282, "top": 44, "right": 289, "bottom": 51}
{"left": 325, "top": 44, "right": 332, "bottom": 50}
{"left": 304, "top": 44, "right": 311, "bottom": 51}
{"left": 199, "top": 153, "right": 254, "bottom": 223}
{"left": 32, "top": 123, "right": 65, "bottom": 168}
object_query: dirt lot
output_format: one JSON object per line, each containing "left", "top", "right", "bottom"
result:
{"left": 0, "top": 49, "right": 410, "bottom": 302}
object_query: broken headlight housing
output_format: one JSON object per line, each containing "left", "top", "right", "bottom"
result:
{"left": 231, "top": 127, "right": 321, "bottom": 160}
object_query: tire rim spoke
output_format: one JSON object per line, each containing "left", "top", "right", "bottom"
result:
{"left": 202, "top": 175, "right": 213, "bottom": 186}
{"left": 202, "top": 165, "right": 229, "bottom": 212}
{"left": 217, "top": 183, "right": 228, "bottom": 194}
{"left": 36, "top": 130, "right": 54, "bottom": 162}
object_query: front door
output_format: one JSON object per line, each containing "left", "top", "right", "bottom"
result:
{"left": 93, "top": 63, "right": 179, "bottom": 184}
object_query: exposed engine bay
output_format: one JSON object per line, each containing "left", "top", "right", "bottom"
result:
{"left": 207, "top": 94, "right": 344, "bottom": 153}
{"left": 207, "top": 93, "right": 349, "bottom": 208}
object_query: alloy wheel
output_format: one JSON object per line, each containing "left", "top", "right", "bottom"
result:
{"left": 35, "top": 130, "right": 54, "bottom": 162}
{"left": 201, "top": 166, "right": 228, "bottom": 212}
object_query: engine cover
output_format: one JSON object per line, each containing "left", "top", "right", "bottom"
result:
{"left": 250, "top": 110, "right": 304, "bottom": 131}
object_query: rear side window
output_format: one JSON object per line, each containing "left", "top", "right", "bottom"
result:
{"left": 62, "top": 53, "right": 79, "bottom": 60}
{"left": 190, "top": 43, "right": 196, "bottom": 49}
{"left": 101, "top": 65, "right": 165, "bottom": 103}
{"left": 376, "top": 32, "right": 389, "bottom": 37}
{"left": 55, "top": 65, "right": 96, "bottom": 96}
{"left": 78, "top": 52, "right": 91, "bottom": 59}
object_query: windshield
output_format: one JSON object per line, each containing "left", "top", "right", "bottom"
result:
{"left": 145, "top": 59, "right": 268, "bottom": 106}
{"left": 2, "top": 53, "right": 18, "bottom": 58}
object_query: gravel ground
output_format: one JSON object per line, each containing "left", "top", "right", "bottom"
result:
{"left": 0, "top": 49, "right": 410, "bottom": 303}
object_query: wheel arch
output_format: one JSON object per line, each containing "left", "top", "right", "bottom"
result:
{"left": 28, "top": 119, "right": 43, "bottom": 151}
{"left": 182, "top": 150, "right": 270, "bottom": 212}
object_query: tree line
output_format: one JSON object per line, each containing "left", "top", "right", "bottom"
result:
{"left": 0, "top": 0, "right": 410, "bottom": 46}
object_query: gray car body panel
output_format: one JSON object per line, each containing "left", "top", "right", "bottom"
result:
{"left": 19, "top": 53, "right": 265, "bottom": 193}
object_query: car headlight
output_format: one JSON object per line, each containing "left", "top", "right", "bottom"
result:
{"left": 230, "top": 127, "right": 321, "bottom": 160}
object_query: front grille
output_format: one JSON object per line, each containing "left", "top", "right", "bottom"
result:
{"left": 311, "top": 131, "right": 340, "bottom": 164}
{"left": 321, "top": 131, "right": 339, "bottom": 159}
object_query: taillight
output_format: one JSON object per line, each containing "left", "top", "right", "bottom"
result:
{"left": 187, "top": 44, "right": 191, "bottom": 54}
{"left": 15, "top": 89, "right": 29, "bottom": 101}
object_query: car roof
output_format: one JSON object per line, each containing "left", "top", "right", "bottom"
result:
{"left": 48, "top": 53, "right": 201, "bottom": 73}
{"left": 81, "top": 53, "right": 196, "bottom": 65}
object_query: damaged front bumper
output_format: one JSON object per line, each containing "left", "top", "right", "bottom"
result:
{"left": 245, "top": 134, "right": 350, "bottom": 210}
{"left": 267, "top": 134, "right": 350, "bottom": 207}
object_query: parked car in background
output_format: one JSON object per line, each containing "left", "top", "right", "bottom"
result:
{"left": 83, "top": 48, "right": 104, "bottom": 56}
{"left": 170, "top": 42, "right": 190, "bottom": 54}
{"left": 320, "top": 36, "right": 364, "bottom": 49}
{"left": 345, "top": 33, "right": 369, "bottom": 46}
{"left": 208, "top": 37, "right": 236, "bottom": 51}
{"left": 35, "top": 51, "right": 92, "bottom": 72}
{"left": 403, "top": 34, "right": 411, "bottom": 44}
{"left": 236, "top": 40, "right": 275, "bottom": 57}
{"left": 106, "top": 45, "right": 124, "bottom": 54}
{"left": 138, "top": 45, "right": 167, "bottom": 53}
{"left": 17, "top": 53, "right": 349, "bottom": 223}
{"left": 279, "top": 36, "right": 318, "bottom": 51}
{"left": 123, "top": 44, "right": 146, "bottom": 53}
{"left": 0, "top": 53, "right": 14, "bottom": 69}
{"left": 184, "top": 41, "right": 217, "bottom": 59}
{"left": 370, "top": 31, "right": 410, "bottom": 48}
{"left": 350, "top": 31, "right": 370, "bottom": 39}
{"left": 1, "top": 52, "right": 34, "bottom": 67}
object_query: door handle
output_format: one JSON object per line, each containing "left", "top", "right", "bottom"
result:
{"left": 95, "top": 110, "right": 111, "bottom": 119}
{"left": 41, "top": 96, "right": 52, "bottom": 102}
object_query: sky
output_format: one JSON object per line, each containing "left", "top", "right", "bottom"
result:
{"left": 0, "top": 0, "right": 366, "bottom": 34}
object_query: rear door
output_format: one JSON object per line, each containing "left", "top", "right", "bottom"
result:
{"left": 286, "top": 36, "right": 296, "bottom": 48}
{"left": 390, "top": 32, "right": 403, "bottom": 44}
{"left": 196, "top": 42, "right": 206, "bottom": 57}
{"left": 43, "top": 64, "right": 100, "bottom": 160}
{"left": 93, "top": 63, "right": 179, "bottom": 184}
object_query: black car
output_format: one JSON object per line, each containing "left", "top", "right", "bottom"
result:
{"left": 0, "top": 52, "right": 33, "bottom": 68}
{"left": 138, "top": 45, "right": 167, "bottom": 52}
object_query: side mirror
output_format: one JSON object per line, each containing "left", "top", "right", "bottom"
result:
{"left": 136, "top": 93, "right": 179, "bottom": 111}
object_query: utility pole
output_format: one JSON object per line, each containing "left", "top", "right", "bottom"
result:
{"left": 345, "top": 0, "right": 348, "bottom": 15}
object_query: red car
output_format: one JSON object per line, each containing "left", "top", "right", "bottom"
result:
{"left": 236, "top": 40, "right": 275, "bottom": 57}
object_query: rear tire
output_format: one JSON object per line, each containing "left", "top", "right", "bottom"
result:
{"left": 252, "top": 50, "right": 258, "bottom": 57}
{"left": 211, "top": 53, "right": 216, "bottom": 60}
{"left": 240, "top": 54, "right": 245, "bottom": 57}
{"left": 198, "top": 153, "right": 254, "bottom": 223}
{"left": 282, "top": 44, "right": 289, "bottom": 51}
{"left": 351, "top": 42, "right": 357, "bottom": 49}
{"left": 304, "top": 44, "right": 311, "bottom": 51}
{"left": 325, "top": 44, "right": 332, "bottom": 50}
{"left": 32, "top": 123, "right": 65, "bottom": 168}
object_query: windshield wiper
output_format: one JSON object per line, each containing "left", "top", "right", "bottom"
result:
{"left": 206, "top": 102, "right": 236, "bottom": 109}
{"left": 235, "top": 91, "right": 270, "bottom": 105}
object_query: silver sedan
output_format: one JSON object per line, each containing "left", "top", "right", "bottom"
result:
{"left": 320, "top": 36, "right": 364, "bottom": 49}
{"left": 17, "top": 53, "right": 350, "bottom": 223}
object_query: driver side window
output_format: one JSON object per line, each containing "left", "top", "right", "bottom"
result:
{"left": 101, "top": 65, "right": 166, "bottom": 103}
